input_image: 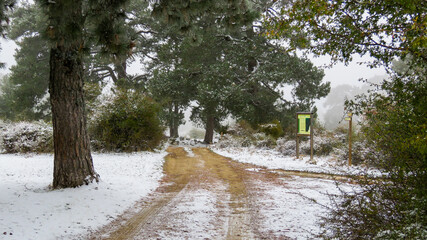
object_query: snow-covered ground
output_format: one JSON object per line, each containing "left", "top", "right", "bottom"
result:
{"left": 0, "top": 152, "right": 166, "bottom": 239}
{"left": 252, "top": 176, "right": 355, "bottom": 239}
{"left": 0, "top": 144, "right": 367, "bottom": 239}
{"left": 212, "top": 146, "right": 382, "bottom": 177}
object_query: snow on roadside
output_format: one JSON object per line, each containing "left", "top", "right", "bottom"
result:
{"left": 212, "top": 146, "right": 382, "bottom": 176}
{"left": 0, "top": 151, "right": 166, "bottom": 240}
{"left": 254, "top": 176, "right": 355, "bottom": 239}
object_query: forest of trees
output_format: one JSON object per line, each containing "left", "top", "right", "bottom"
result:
{"left": 1, "top": 0, "right": 425, "bottom": 238}
{"left": 0, "top": 0, "right": 331, "bottom": 190}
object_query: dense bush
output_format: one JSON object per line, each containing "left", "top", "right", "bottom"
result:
{"left": 216, "top": 120, "right": 277, "bottom": 148}
{"left": 275, "top": 134, "right": 344, "bottom": 157}
{"left": 90, "top": 91, "right": 165, "bottom": 152}
{"left": 258, "top": 119, "right": 284, "bottom": 139}
{"left": 0, "top": 121, "right": 53, "bottom": 153}
{"left": 275, "top": 137, "right": 296, "bottom": 155}
{"left": 226, "top": 120, "right": 257, "bottom": 137}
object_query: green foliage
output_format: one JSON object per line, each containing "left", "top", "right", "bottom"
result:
{"left": 265, "top": 0, "right": 427, "bottom": 67}
{"left": 259, "top": 120, "right": 284, "bottom": 139}
{"left": 0, "top": 3, "right": 50, "bottom": 121}
{"left": 229, "top": 120, "right": 257, "bottom": 136}
{"left": 152, "top": 0, "right": 258, "bottom": 35}
{"left": 322, "top": 61, "right": 427, "bottom": 239}
{"left": 266, "top": 1, "right": 426, "bottom": 236}
{"left": 90, "top": 91, "right": 165, "bottom": 152}
{"left": 84, "top": 81, "right": 103, "bottom": 118}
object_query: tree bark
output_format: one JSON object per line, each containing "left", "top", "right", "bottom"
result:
{"left": 203, "top": 114, "right": 215, "bottom": 144}
{"left": 168, "top": 102, "right": 180, "bottom": 138}
{"left": 49, "top": 0, "right": 98, "bottom": 189}
{"left": 114, "top": 58, "right": 127, "bottom": 80}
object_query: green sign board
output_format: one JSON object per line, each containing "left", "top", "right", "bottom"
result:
{"left": 297, "top": 114, "right": 311, "bottom": 135}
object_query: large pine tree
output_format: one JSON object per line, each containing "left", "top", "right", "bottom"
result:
{"left": 37, "top": 0, "right": 129, "bottom": 188}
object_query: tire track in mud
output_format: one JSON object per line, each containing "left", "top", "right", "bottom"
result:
{"left": 89, "top": 147, "right": 256, "bottom": 240}
{"left": 88, "top": 147, "right": 198, "bottom": 240}
{"left": 192, "top": 148, "right": 255, "bottom": 239}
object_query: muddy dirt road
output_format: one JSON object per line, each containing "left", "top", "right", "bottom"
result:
{"left": 88, "top": 147, "right": 340, "bottom": 239}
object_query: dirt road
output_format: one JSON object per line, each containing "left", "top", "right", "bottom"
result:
{"left": 88, "top": 147, "right": 339, "bottom": 239}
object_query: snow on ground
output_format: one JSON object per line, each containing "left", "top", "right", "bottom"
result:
{"left": 0, "top": 151, "right": 166, "bottom": 240}
{"left": 212, "top": 146, "right": 382, "bottom": 176}
{"left": 0, "top": 144, "right": 366, "bottom": 240}
{"left": 156, "top": 186, "right": 229, "bottom": 239}
{"left": 254, "top": 176, "right": 355, "bottom": 239}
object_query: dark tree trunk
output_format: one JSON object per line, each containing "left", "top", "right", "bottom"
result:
{"left": 203, "top": 114, "right": 215, "bottom": 144}
{"left": 49, "top": 1, "right": 98, "bottom": 189}
{"left": 114, "top": 59, "right": 127, "bottom": 81}
{"left": 169, "top": 103, "right": 179, "bottom": 138}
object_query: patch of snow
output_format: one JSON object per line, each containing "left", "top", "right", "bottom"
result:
{"left": 254, "top": 177, "right": 355, "bottom": 239}
{"left": 183, "top": 147, "right": 195, "bottom": 157}
{"left": 212, "top": 146, "right": 382, "bottom": 177}
{"left": 0, "top": 151, "right": 166, "bottom": 239}
{"left": 157, "top": 188, "right": 226, "bottom": 239}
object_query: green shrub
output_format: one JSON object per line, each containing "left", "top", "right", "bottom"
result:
{"left": 90, "top": 91, "right": 165, "bottom": 152}
{"left": 227, "top": 120, "right": 257, "bottom": 136}
{"left": 0, "top": 121, "right": 53, "bottom": 153}
{"left": 259, "top": 119, "right": 284, "bottom": 139}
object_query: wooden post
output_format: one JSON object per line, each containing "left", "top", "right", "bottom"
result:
{"left": 348, "top": 113, "right": 352, "bottom": 166}
{"left": 296, "top": 112, "right": 299, "bottom": 159}
{"left": 310, "top": 112, "right": 313, "bottom": 161}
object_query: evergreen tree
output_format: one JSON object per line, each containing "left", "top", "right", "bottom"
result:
{"left": 264, "top": 0, "right": 427, "bottom": 67}
{"left": 0, "top": 1, "right": 135, "bottom": 121}
{"left": 36, "top": 0, "right": 129, "bottom": 188}
{"left": 150, "top": 0, "right": 329, "bottom": 143}
{"left": 0, "top": 3, "right": 50, "bottom": 121}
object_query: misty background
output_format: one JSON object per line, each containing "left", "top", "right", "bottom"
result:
{"left": 0, "top": 38, "right": 387, "bottom": 134}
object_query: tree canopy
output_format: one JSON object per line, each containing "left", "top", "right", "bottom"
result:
{"left": 264, "top": 0, "right": 427, "bottom": 67}
{"left": 149, "top": 0, "right": 329, "bottom": 142}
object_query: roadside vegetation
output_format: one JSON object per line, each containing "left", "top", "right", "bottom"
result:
{"left": 0, "top": 0, "right": 425, "bottom": 238}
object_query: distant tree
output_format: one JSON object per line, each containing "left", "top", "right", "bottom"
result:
{"left": 151, "top": 1, "right": 329, "bottom": 143}
{"left": 150, "top": 0, "right": 260, "bottom": 143}
{"left": 149, "top": 66, "right": 197, "bottom": 138}
{"left": 0, "top": 3, "right": 50, "bottom": 121}
{"left": 0, "top": 0, "right": 15, "bottom": 68}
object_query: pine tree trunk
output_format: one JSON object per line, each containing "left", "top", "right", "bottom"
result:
{"left": 114, "top": 58, "right": 127, "bottom": 86}
{"left": 49, "top": 0, "right": 98, "bottom": 189}
{"left": 169, "top": 103, "right": 179, "bottom": 138}
{"left": 171, "top": 103, "right": 179, "bottom": 138}
{"left": 203, "top": 114, "right": 215, "bottom": 144}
